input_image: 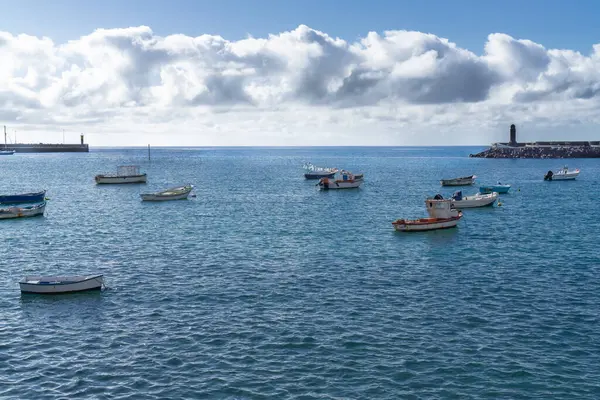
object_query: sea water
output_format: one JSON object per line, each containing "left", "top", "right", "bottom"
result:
{"left": 1, "top": 146, "right": 599, "bottom": 399}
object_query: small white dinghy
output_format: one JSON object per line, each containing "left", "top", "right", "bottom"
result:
{"left": 451, "top": 191, "right": 498, "bottom": 209}
{"left": 141, "top": 184, "right": 194, "bottom": 201}
{"left": 0, "top": 201, "right": 46, "bottom": 219}
{"left": 392, "top": 197, "right": 462, "bottom": 232}
{"left": 19, "top": 274, "right": 104, "bottom": 294}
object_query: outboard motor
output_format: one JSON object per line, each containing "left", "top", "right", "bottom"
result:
{"left": 544, "top": 170, "right": 553, "bottom": 181}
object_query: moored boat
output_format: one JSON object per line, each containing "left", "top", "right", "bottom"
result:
{"left": 544, "top": 166, "right": 580, "bottom": 181}
{"left": 479, "top": 183, "right": 511, "bottom": 194}
{"left": 303, "top": 163, "right": 338, "bottom": 179}
{"left": 0, "top": 201, "right": 46, "bottom": 219}
{"left": 95, "top": 165, "right": 147, "bottom": 184}
{"left": 318, "top": 170, "right": 363, "bottom": 190}
{"left": 0, "top": 190, "right": 46, "bottom": 204}
{"left": 141, "top": 184, "right": 194, "bottom": 201}
{"left": 440, "top": 175, "right": 476, "bottom": 186}
{"left": 451, "top": 191, "right": 498, "bottom": 209}
{"left": 19, "top": 274, "right": 104, "bottom": 294}
{"left": 392, "top": 197, "right": 462, "bottom": 232}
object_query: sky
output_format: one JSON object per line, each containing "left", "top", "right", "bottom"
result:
{"left": 2, "top": 0, "right": 600, "bottom": 146}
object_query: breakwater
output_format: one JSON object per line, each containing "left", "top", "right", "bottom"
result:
{"left": 9, "top": 143, "right": 89, "bottom": 153}
{"left": 469, "top": 145, "right": 600, "bottom": 158}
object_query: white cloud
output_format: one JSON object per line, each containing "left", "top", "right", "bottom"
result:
{"left": 1, "top": 25, "right": 600, "bottom": 145}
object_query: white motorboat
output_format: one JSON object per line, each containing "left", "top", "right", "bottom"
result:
{"left": 0, "top": 201, "right": 46, "bottom": 219}
{"left": 440, "top": 175, "right": 476, "bottom": 186}
{"left": 141, "top": 185, "right": 194, "bottom": 201}
{"left": 451, "top": 191, "right": 498, "bottom": 209}
{"left": 392, "top": 197, "right": 463, "bottom": 232}
{"left": 95, "top": 165, "right": 147, "bottom": 184}
{"left": 544, "top": 166, "right": 580, "bottom": 181}
{"left": 318, "top": 170, "right": 363, "bottom": 190}
{"left": 19, "top": 274, "right": 104, "bottom": 294}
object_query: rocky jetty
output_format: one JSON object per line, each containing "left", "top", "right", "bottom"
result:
{"left": 470, "top": 124, "right": 600, "bottom": 158}
{"left": 470, "top": 146, "right": 600, "bottom": 159}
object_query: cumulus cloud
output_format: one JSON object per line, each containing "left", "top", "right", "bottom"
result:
{"left": 1, "top": 25, "right": 600, "bottom": 145}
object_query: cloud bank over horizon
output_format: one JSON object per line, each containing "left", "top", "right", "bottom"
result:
{"left": 2, "top": 25, "right": 600, "bottom": 146}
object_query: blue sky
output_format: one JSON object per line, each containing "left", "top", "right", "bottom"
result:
{"left": 3, "top": 0, "right": 600, "bottom": 53}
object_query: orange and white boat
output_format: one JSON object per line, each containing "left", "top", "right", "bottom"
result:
{"left": 392, "top": 197, "right": 462, "bottom": 232}
{"left": 318, "top": 170, "right": 363, "bottom": 190}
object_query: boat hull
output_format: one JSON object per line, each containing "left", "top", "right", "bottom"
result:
{"left": 480, "top": 185, "right": 510, "bottom": 194}
{"left": 319, "top": 180, "right": 362, "bottom": 190}
{"left": 19, "top": 275, "right": 104, "bottom": 294}
{"left": 304, "top": 172, "right": 336, "bottom": 179}
{"left": 0, "top": 190, "right": 46, "bottom": 204}
{"left": 452, "top": 192, "right": 498, "bottom": 209}
{"left": 550, "top": 173, "right": 579, "bottom": 180}
{"left": 393, "top": 216, "right": 461, "bottom": 232}
{"left": 0, "top": 202, "right": 46, "bottom": 219}
{"left": 95, "top": 174, "right": 147, "bottom": 184}
{"left": 0, "top": 150, "right": 15, "bottom": 155}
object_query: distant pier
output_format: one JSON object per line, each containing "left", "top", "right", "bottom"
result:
{"left": 470, "top": 124, "right": 600, "bottom": 158}
{"left": 3, "top": 130, "right": 89, "bottom": 153}
{"left": 10, "top": 143, "right": 89, "bottom": 153}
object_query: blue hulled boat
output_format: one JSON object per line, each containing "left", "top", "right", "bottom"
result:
{"left": 479, "top": 183, "right": 511, "bottom": 194}
{"left": 303, "top": 163, "right": 338, "bottom": 180}
{"left": 0, "top": 190, "right": 47, "bottom": 204}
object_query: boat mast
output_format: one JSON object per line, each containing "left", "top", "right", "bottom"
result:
{"left": 3, "top": 126, "right": 6, "bottom": 149}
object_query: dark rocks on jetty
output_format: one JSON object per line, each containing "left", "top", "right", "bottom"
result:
{"left": 470, "top": 124, "right": 600, "bottom": 158}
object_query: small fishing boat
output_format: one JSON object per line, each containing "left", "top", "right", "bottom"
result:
{"left": 141, "top": 184, "right": 194, "bottom": 201}
{"left": 0, "top": 201, "right": 46, "bottom": 219}
{"left": 19, "top": 274, "right": 104, "bottom": 294}
{"left": 0, "top": 190, "right": 46, "bottom": 204}
{"left": 544, "top": 166, "right": 580, "bottom": 181}
{"left": 95, "top": 165, "right": 147, "bottom": 184}
{"left": 479, "top": 183, "right": 511, "bottom": 194}
{"left": 440, "top": 175, "right": 476, "bottom": 186}
{"left": 318, "top": 170, "right": 363, "bottom": 190}
{"left": 303, "top": 163, "right": 338, "bottom": 179}
{"left": 451, "top": 191, "right": 498, "bottom": 209}
{"left": 392, "top": 197, "right": 462, "bottom": 232}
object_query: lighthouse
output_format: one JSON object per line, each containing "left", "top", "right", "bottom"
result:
{"left": 509, "top": 124, "right": 517, "bottom": 146}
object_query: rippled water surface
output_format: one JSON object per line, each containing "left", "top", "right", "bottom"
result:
{"left": 1, "top": 146, "right": 600, "bottom": 399}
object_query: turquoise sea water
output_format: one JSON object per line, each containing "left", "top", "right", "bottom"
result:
{"left": 1, "top": 146, "right": 600, "bottom": 399}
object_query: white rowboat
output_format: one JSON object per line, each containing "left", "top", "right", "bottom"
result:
{"left": 19, "top": 274, "right": 104, "bottom": 294}
{"left": 0, "top": 201, "right": 46, "bottom": 219}
{"left": 141, "top": 185, "right": 194, "bottom": 201}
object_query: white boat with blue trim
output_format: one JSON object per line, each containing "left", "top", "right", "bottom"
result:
{"left": 19, "top": 274, "right": 104, "bottom": 294}
{"left": 318, "top": 170, "right": 363, "bottom": 190}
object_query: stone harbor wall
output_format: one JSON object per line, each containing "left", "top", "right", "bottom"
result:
{"left": 469, "top": 146, "right": 600, "bottom": 158}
